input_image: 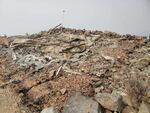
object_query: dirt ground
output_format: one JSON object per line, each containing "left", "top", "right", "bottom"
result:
{"left": 0, "top": 87, "right": 28, "bottom": 113}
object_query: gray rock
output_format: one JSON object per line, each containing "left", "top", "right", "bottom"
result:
{"left": 41, "top": 107, "right": 59, "bottom": 113}
{"left": 62, "top": 92, "right": 102, "bottom": 113}
{"left": 16, "top": 54, "right": 52, "bottom": 71}
{"left": 95, "top": 92, "right": 123, "bottom": 112}
{"left": 138, "top": 102, "right": 150, "bottom": 113}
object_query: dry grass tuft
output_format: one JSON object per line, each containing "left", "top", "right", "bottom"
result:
{"left": 125, "top": 77, "right": 147, "bottom": 108}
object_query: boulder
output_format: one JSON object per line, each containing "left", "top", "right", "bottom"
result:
{"left": 95, "top": 92, "right": 123, "bottom": 112}
{"left": 62, "top": 92, "right": 102, "bottom": 113}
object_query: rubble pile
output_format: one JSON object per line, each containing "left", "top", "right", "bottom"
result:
{"left": 0, "top": 27, "right": 150, "bottom": 113}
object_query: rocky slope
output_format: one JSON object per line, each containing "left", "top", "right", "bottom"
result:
{"left": 0, "top": 27, "right": 150, "bottom": 113}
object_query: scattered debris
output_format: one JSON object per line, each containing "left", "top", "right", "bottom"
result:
{"left": 0, "top": 27, "right": 149, "bottom": 113}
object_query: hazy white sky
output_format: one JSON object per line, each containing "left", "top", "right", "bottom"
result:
{"left": 0, "top": 0, "right": 150, "bottom": 36}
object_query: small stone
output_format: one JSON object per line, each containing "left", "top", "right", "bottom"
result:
{"left": 94, "top": 81, "right": 103, "bottom": 88}
{"left": 111, "top": 68, "right": 117, "bottom": 72}
{"left": 95, "top": 86, "right": 104, "bottom": 93}
{"left": 95, "top": 92, "right": 123, "bottom": 112}
{"left": 91, "top": 78, "right": 101, "bottom": 82}
{"left": 95, "top": 87, "right": 101, "bottom": 93}
{"left": 138, "top": 102, "right": 150, "bottom": 113}
{"left": 21, "top": 110, "right": 26, "bottom": 113}
{"left": 60, "top": 88, "right": 67, "bottom": 95}
{"left": 62, "top": 92, "right": 103, "bottom": 113}
{"left": 100, "top": 86, "right": 104, "bottom": 90}
{"left": 41, "top": 107, "right": 59, "bottom": 113}
{"left": 19, "top": 93, "right": 24, "bottom": 98}
{"left": 56, "top": 91, "right": 61, "bottom": 96}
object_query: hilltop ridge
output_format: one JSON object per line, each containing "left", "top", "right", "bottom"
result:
{"left": 0, "top": 27, "right": 150, "bottom": 113}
